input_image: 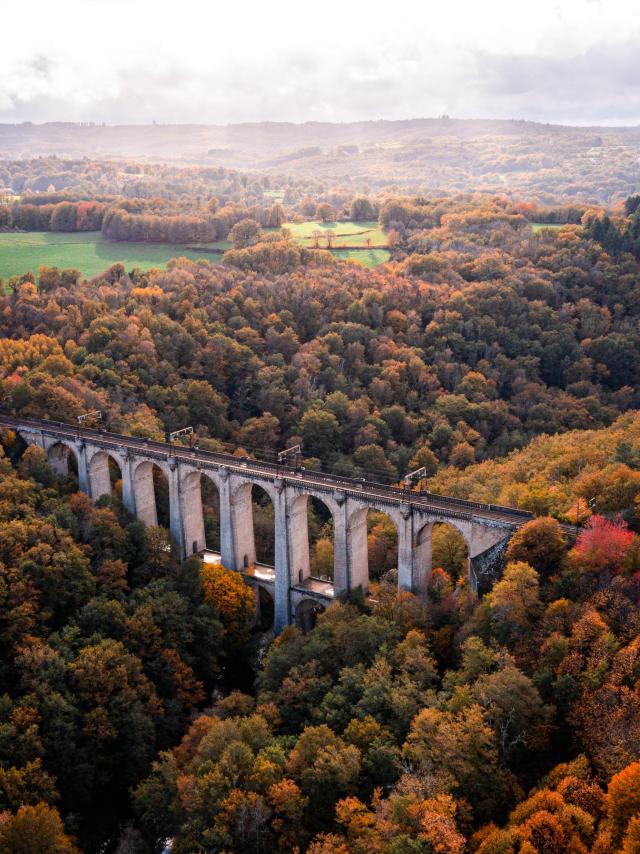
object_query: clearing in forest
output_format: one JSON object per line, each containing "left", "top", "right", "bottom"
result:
{"left": 0, "top": 220, "right": 392, "bottom": 281}
{"left": 281, "top": 219, "right": 388, "bottom": 247}
{"left": 0, "top": 231, "right": 226, "bottom": 280}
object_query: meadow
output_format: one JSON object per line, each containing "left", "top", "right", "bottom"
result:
{"left": 0, "top": 221, "right": 390, "bottom": 280}
{"left": 531, "top": 222, "right": 565, "bottom": 232}
{"left": 0, "top": 231, "right": 227, "bottom": 280}
{"left": 330, "top": 247, "right": 390, "bottom": 267}
{"left": 282, "top": 219, "right": 388, "bottom": 247}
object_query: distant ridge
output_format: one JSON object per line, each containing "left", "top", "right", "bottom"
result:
{"left": 1, "top": 117, "right": 638, "bottom": 202}
{"left": 2, "top": 116, "right": 639, "bottom": 161}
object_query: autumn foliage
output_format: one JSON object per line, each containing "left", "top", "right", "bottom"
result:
{"left": 1, "top": 180, "right": 640, "bottom": 851}
{"left": 572, "top": 514, "right": 636, "bottom": 576}
{"left": 200, "top": 562, "right": 256, "bottom": 649}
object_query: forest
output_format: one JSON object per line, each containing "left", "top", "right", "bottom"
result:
{"left": 1, "top": 118, "right": 640, "bottom": 203}
{"left": 1, "top": 176, "right": 640, "bottom": 852}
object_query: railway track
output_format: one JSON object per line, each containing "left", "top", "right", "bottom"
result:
{"left": 0, "top": 412, "right": 540, "bottom": 528}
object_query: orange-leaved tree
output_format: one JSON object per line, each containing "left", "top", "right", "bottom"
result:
{"left": 200, "top": 563, "right": 255, "bottom": 650}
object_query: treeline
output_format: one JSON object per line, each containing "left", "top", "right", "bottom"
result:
{"left": 583, "top": 198, "right": 640, "bottom": 260}
{"left": 0, "top": 157, "right": 287, "bottom": 201}
{"left": 1, "top": 194, "right": 288, "bottom": 244}
{"left": 6, "top": 154, "right": 634, "bottom": 252}
{"left": 0, "top": 199, "right": 107, "bottom": 231}
{"left": 102, "top": 199, "right": 286, "bottom": 244}
{"left": 0, "top": 156, "right": 346, "bottom": 223}
{"left": 379, "top": 194, "right": 588, "bottom": 237}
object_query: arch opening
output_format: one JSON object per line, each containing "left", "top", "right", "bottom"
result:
{"left": 201, "top": 475, "right": 220, "bottom": 553}
{"left": 47, "top": 442, "right": 78, "bottom": 485}
{"left": 256, "top": 586, "right": 275, "bottom": 630}
{"left": 308, "top": 496, "right": 334, "bottom": 582}
{"left": 88, "top": 451, "right": 123, "bottom": 502}
{"left": 295, "top": 598, "right": 325, "bottom": 633}
{"left": 348, "top": 508, "right": 399, "bottom": 595}
{"left": 251, "top": 484, "right": 275, "bottom": 566}
{"left": 431, "top": 522, "right": 469, "bottom": 581}
{"left": 423, "top": 522, "right": 469, "bottom": 596}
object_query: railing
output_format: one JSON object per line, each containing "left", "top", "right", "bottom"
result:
{"left": 0, "top": 412, "right": 534, "bottom": 527}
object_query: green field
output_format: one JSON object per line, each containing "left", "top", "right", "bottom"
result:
{"left": 331, "top": 248, "right": 391, "bottom": 267}
{"left": 0, "top": 232, "right": 226, "bottom": 280}
{"left": 531, "top": 222, "right": 565, "bottom": 232}
{"left": 282, "top": 220, "right": 388, "bottom": 248}
{"left": 0, "top": 221, "right": 391, "bottom": 281}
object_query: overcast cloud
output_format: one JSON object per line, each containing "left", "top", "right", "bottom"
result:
{"left": 1, "top": 0, "right": 639, "bottom": 126}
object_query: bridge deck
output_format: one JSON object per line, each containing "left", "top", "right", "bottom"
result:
{"left": 1, "top": 412, "right": 535, "bottom": 528}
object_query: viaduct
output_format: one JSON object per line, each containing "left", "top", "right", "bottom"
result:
{"left": 1, "top": 414, "right": 535, "bottom": 633}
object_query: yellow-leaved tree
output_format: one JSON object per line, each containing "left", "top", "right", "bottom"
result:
{"left": 200, "top": 563, "right": 255, "bottom": 650}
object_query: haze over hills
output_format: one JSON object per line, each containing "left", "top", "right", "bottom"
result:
{"left": 2, "top": 117, "right": 640, "bottom": 202}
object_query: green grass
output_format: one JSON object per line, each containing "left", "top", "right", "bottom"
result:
{"left": 0, "top": 231, "right": 226, "bottom": 280}
{"left": 282, "top": 220, "right": 388, "bottom": 248}
{"left": 0, "top": 220, "right": 391, "bottom": 281}
{"left": 531, "top": 222, "right": 565, "bottom": 232}
{"left": 330, "top": 248, "right": 390, "bottom": 268}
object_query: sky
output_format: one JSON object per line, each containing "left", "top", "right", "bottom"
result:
{"left": 1, "top": 0, "right": 640, "bottom": 127}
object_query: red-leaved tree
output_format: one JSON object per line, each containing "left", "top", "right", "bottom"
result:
{"left": 573, "top": 514, "right": 636, "bottom": 576}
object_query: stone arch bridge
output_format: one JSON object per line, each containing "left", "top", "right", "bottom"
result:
{"left": 2, "top": 414, "right": 535, "bottom": 633}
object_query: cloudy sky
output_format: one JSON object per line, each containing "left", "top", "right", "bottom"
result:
{"left": 2, "top": 0, "right": 639, "bottom": 126}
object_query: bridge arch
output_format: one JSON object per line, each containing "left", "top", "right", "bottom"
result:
{"left": 413, "top": 519, "right": 470, "bottom": 593}
{"left": 87, "top": 449, "right": 124, "bottom": 502}
{"left": 290, "top": 486, "right": 343, "bottom": 578}
{"left": 308, "top": 494, "right": 335, "bottom": 582}
{"left": 231, "top": 476, "right": 279, "bottom": 507}
{"left": 431, "top": 521, "right": 469, "bottom": 583}
{"left": 201, "top": 471, "right": 222, "bottom": 553}
{"left": 46, "top": 440, "right": 78, "bottom": 479}
{"left": 347, "top": 504, "right": 400, "bottom": 593}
